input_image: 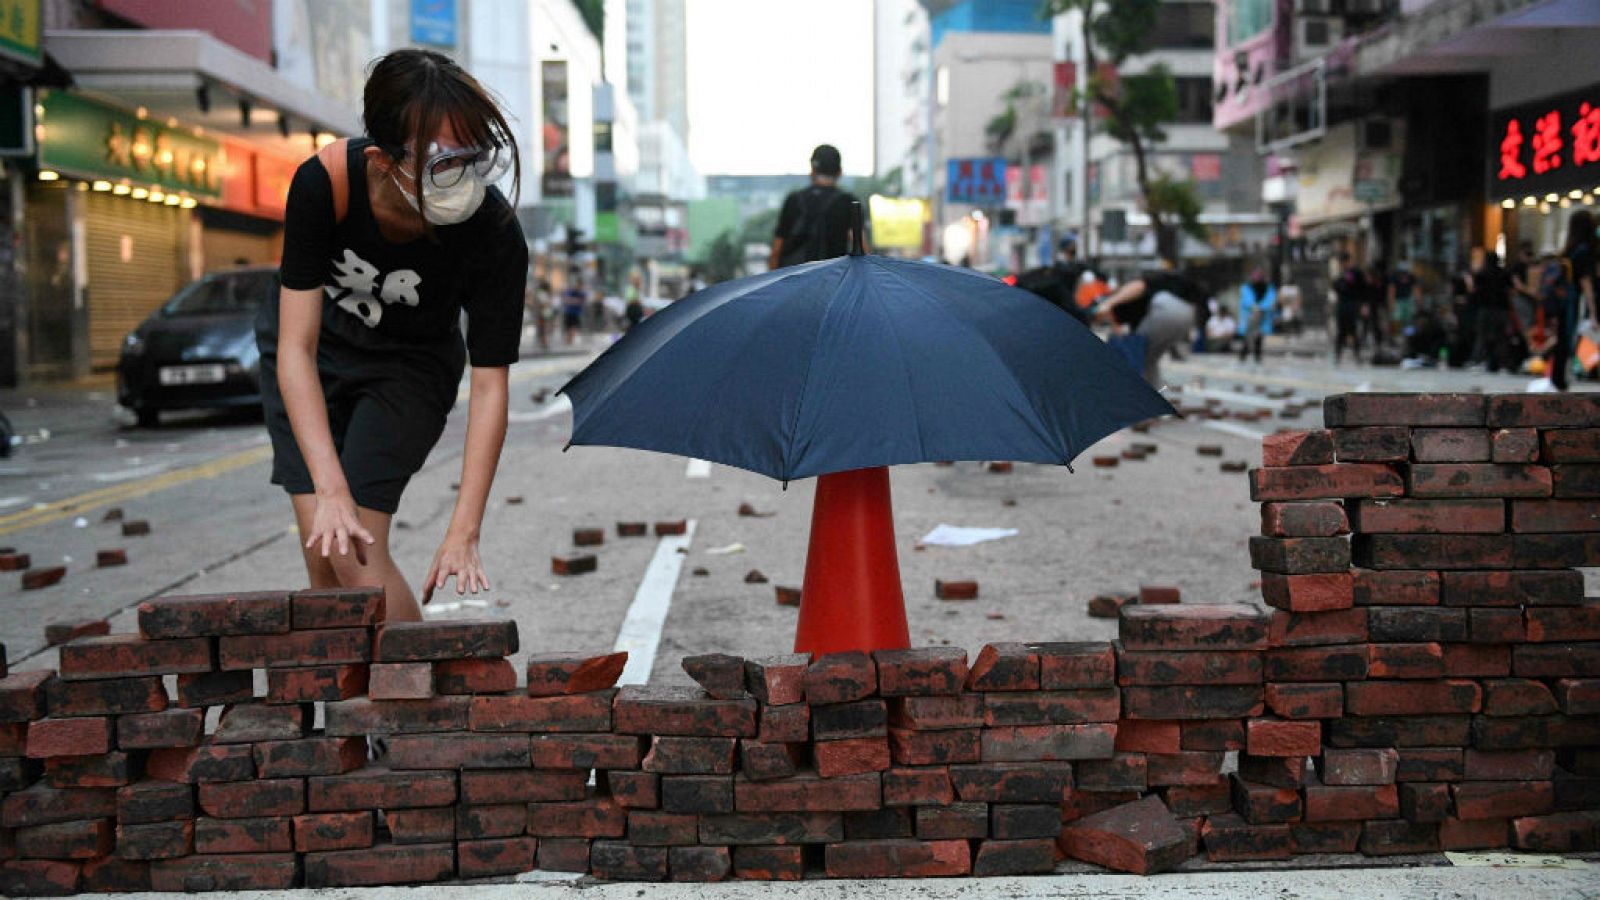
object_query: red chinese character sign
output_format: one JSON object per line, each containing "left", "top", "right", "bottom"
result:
{"left": 1490, "top": 83, "right": 1600, "bottom": 202}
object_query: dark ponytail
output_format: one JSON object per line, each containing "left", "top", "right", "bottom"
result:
{"left": 362, "top": 48, "right": 521, "bottom": 226}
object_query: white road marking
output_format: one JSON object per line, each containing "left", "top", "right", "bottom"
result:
{"left": 685, "top": 459, "right": 712, "bottom": 479}
{"left": 91, "top": 463, "right": 172, "bottom": 483}
{"left": 613, "top": 520, "right": 697, "bottom": 686}
{"left": 0, "top": 496, "right": 30, "bottom": 511}
{"left": 1202, "top": 419, "right": 1271, "bottom": 441}
{"left": 1180, "top": 385, "right": 1288, "bottom": 410}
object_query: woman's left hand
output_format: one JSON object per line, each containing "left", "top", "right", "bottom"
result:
{"left": 421, "top": 531, "right": 489, "bottom": 604}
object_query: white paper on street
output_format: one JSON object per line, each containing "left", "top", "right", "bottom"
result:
{"left": 918, "top": 524, "right": 1019, "bottom": 547}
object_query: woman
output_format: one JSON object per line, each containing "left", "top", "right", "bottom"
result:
{"left": 1094, "top": 266, "right": 1195, "bottom": 388}
{"left": 1553, "top": 210, "right": 1599, "bottom": 391}
{"left": 256, "top": 48, "right": 528, "bottom": 622}
{"left": 1236, "top": 267, "right": 1276, "bottom": 363}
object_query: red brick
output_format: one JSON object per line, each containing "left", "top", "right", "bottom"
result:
{"left": 1465, "top": 749, "right": 1555, "bottom": 781}
{"left": 1367, "top": 642, "right": 1445, "bottom": 679}
{"left": 1368, "top": 607, "right": 1468, "bottom": 642}
{"left": 461, "top": 769, "right": 586, "bottom": 805}
{"left": 742, "top": 654, "right": 810, "bottom": 705}
{"left": 737, "top": 740, "right": 803, "bottom": 781}
{"left": 293, "top": 812, "right": 374, "bottom": 852}
{"left": 526, "top": 795, "right": 627, "bottom": 837}
{"left": 1440, "top": 816, "right": 1508, "bottom": 849}
{"left": 58, "top": 635, "right": 212, "bottom": 680}
{"left": 1057, "top": 795, "right": 1194, "bottom": 875}
{"left": 136, "top": 591, "right": 290, "bottom": 639}
{"left": 1320, "top": 748, "right": 1398, "bottom": 786}
{"left": 1303, "top": 783, "right": 1399, "bottom": 821}
{"left": 1475, "top": 711, "right": 1599, "bottom": 752}
{"left": 815, "top": 737, "right": 892, "bottom": 777}
{"left": 1513, "top": 532, "right": 1600, "bottom": 567}
{"left": 626, "top": 810, "right": 698, "bottom": 845}
{"left": 980, "top": 723, "right": 1116, "bottom": 762}
{"left": 1555, "top": 678, "right": 1600, "bottom": 714}
{"left": 1261, "top": 501, "right": 1348, "bottom": 539}
{"left": 1249, "top": 464, "right": 1404, "bottom": 502}
{"left": 265, "top": 665, "right": 368, "bottom": 703}
{"left": 613, "top": 686, "right": 757, "bottom": 737}
{"left": 216, "top": 703, "right": 311, "bottom": 744}
{"left": 681, "top": 653, "right": 746, "bottom": 700}
{"left": 1361, "top": 819, "right": 1441, "bottom": 855}
{"left": 949, "top": 762, "right": 1070, "bottom": 803}
{"left": 1135, "top": 585, "right": 1179, "bottom": 604}
{"left": 1539, "top": 427, "right": 1600, "bottom": 462}
{"left": 457, "top": 803, "right": 528, "bottom": 839}
{"left": 117, "top": 780, "right": 193, "bottom": 825}
{"left": 469, "top": 692, "right": 612, "bottom": 732}
{"left": 433, "top": 658, "right": 517, "bottom": 694}
{"left": 617, "top": 521, "right": 648, "bottom": 537}
{"left": 1481, "top": 679, "right": 1559, "bottom": 718}
{"left": 1513, "top": 499, "right": 1600, "bottom": 533}
{"left": 972, "top": 838, "right": 1057, "bottom": 876}
{"left": 175, "top": 670, "right": 254, "bottom": 707}
{"left": 44, "top": 618, "right": 110, "bottom": 646}
{"left": 733, "top": 771, "right": 880, "bottom": 812}
{"left": 1250, "top": 536, "right": 1352, "bottom": 574}
{"left": 1398, "top": 781, "right": 1451, "bottom": 822}
{"left": 0, "top": 859, "right": 81, "bottom": 896}
{"left": 117, "top": 820, "right": 193, "bottom": 860}
{"left": 963, "top": 643, "right": 1038, "bottom": 692}
{"left": 1443, "top": 643, "right": 1510, "bottom": 677}
{"left": 289, "top": 586, "right": 385, "bottom": 629}
{"left": 1146, "top": 751, "right": 1226, "bottom": 786}
{"left": 1262, "top": 430, "right": 1334, "bottom": 467}
{"left": 530, "top": 733, "right": 644, "bottom": 769}
{"left": 982, "top": 687, "right": 1124, "bottom": 728}
{"left": 1260, "top": 572, "right": 1354, "bottom": 612}
{"left": 642, "top": 736, "right": 738, "bottom": 774}
{"left": 1269, "top": 608, "right": 1368, "bottom": 647}
{"left": 1263, "top": 682, "right": 1341, "bottom": 719}
{"left": 1076, "top": 753, "right": 1149, "bottom": 791}
{"left": 93, "top": 548, "right": 127, "bottom": 569}
{"left": 1160, "top": 779, "right": 1231, "bottom": 817}
{"left": 1474, "top": 608, "right": 1528, "bottom": 643}
{"left": 1333, "top": 426, "right": 1410, "bottom": 462}
{"left": 1326, "top": 393, "right": 1485, "bottom": 427}
{"left": 536, "top": 838, "right": 591, "bottom": 872}
{"left": 46, "top": 676, "right": 166, "bottom": 718}
{"left": 882, "top": 768, "right": 954, "bottom": 806}
{"left": 307, "top": 767, "right": 456, "bottom": 811}
{"left": 459, "top": 836, "right": 539, "bottom": 879}
{"left": 1487, "top": 393, "right": 1600, "bottom": 427}
{"left": 1492, "top": 427, "right": 1539, "bottom": 463}
{"left": 913, "top": 802, "right": 986, "bottom": 839}
{"left": 1, "top": 784, "right": 115, "bottom": 829}
{"left": 824, "top": 838, "right": 970, "bottom": 878}
{"left": 1513, "top": 642, "right": 1600, "bottom": 678}
{"left": 0, "top": 551, "right": 28, "bottom": 571}
{"left": 0, "top": 670, "right": 53, "bottom": 723}
{"left": 1116, "top": 649, "right": 1262, "bottom": 685}
{"left": 304, "top": 842, "right": 454, "bottom": 887}
{"left": 1113, "top": 719, "right": 1180, "bottom": 753}
{"left": 551, "top": 554, "right": 597, "bottom": 575}
{"left": 524, "top": 651, "right": 628, "bottom": 696}
{"left": 1179, "top": 720, "right": 1245, "bottom": 751}
{"left": 934, "top": 579, "right": 978, "bottom": 600}
{"left": 373, "top": 620, "right": 517, "bottom": 661}
{"left": 698, "top": 812, "right": 844, "bottom": 845}
{"left": 1088, "top": 593, "right": 1136, "bottom": 618}
{"left": 1354, "top": 534, "right": 1514, "bottom": 570}
{"left": 573, "top": 527, "right": 605, "bottom": 546}
{"left": 774, "top": 585, "right": 801, "bottom": 607}
{"left": 661, "top": 775, "right": 735, "bottom": 814}
{"left": 731, "top": 844, "right": 804, "bottom": 880}
{"left": 218, "top": 629, "right": 369, "bottom": 670}
{"left": 26, "top": 717, "right": 110, "bottom": 758}
{"left": 655, "top": 519, "right": 688, "bottom": 536}
{"left": 1396, "top": 748, "right": 1465, "bottom": 783}
{"left": 199, "top": 779, "right": 304, "bottom": 819}
{"left": 386, "top": 733, "right": 530, "bottom": 769}
{"left": 1346, "top": 679, "right": 1481, "bottom": 716}
{"left": 1328, "top": 715, "right": 1471, "bottom": 748}
{"left": 368, "top": 663, "right": 433, "bottom": 699}
{"left": 194, "top": 816, "right": 294, "bottom": 854}
{"left": 1411, "top": 428, "right": 1492, "bottom": 463}
{"left": 1063, "top": 789, "right": 1145, "bottom": 821}
{"left": 1350, "top": 498, "right": 1505, "bottom": 534}
{"left": 1511, "top": 811, "right": 1600, "bottom": 851}
{"left": 43, "top": 751, "right": 133, "bottom": 789}
{"left": 1236, "top": 754, "right": 1307, "bottom": 789}
{"left": 1120, "top": 604, "right": 1269, "bottom": 651}
{"left": 1123, "top": 685, "right": 1263, "bottom": 720}
{"left": 114, "top": 708, "right": 202, "bottom": 749}
{"left": 872, "top": 648, "right": 967, "bottom": 696}
{"left": 387, "top": 807, "right": 455, "bottom": 843}
{"left": 254, "top": 737, "right": 365, "bottom": 778}
{"left": 758, "top": 702, "right": 810, "bottom": 743}
{"left": 149, "top": 853, "right": 297, "bottom": 891}
{"left": 1526, "top": 605, "right": 1600, "bottom": 642}
{"left": 1452, "top": 781, "right": 1555, "bottom": 820}
{"left": 1264, "top": 645, "right": 1369, "bottom": 681}
{"left": 1443, "top": 569, "right": 1583, "bottom": 607}
{"left": 811, "top": 698, "right": 887, "bottom": 740}
{"left": 1034, "top": 642, "right": 1116, "bottom": 689}
{"left": 1407, "top": 463, "right": 1551, "bottom": 498}
{"left": 888, "top": 695, "right": 982, "bottom": 731}
{"left": 886, "top": 728, "right": 979, "bottom": 766}
{"left": 20, "top": 567, "right": 66, "bottom": 590}
{"left": 80, "top": 856, "right": 151, "bottom": 892}
{"left": 605, "top": 770, "right": 658, "bottom": 809}
{"left": 1245, "top": 718, "right": 1319, "bottom": 756}
{"left": 1203, "top": 812, "right": 1293, "bottom": 860}
{"left": 1285, "top": 821, "right": 1359, "bottom": 854}
{"left": 14, "top": 818, "right": 112, "bottom": 859}
{"left": 586, "top": 841, "right": 665, "bottom": 880}
{"left": 1352, "top": 569, "right": 1440, "bottom": 606}
{"left": 325, "top": 696, "right": 469, "bottom": 735}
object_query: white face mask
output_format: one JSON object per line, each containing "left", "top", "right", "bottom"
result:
{"left": 391, "top": 167, "right": 486, "bottom": 226}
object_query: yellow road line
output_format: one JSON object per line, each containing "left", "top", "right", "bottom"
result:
{"left": 0, "top": 444, "right": 274, "bottom": 537}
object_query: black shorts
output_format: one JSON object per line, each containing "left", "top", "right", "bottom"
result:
{"left": 258, "top": 330, "right": 465, "bottom": 515}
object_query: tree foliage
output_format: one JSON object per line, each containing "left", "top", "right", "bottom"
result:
{"left": 703, "top": 229, "right": 745, "bottom": 284}
{"left": 1041, "top": 0, "right": 1207, "bottom": 262}
{"left": 574, "top": 0, "right": 604, "bottom": 42}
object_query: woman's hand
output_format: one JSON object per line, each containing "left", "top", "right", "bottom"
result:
{"left": 422, "top": 530, "right": 489, "bottom": 605}
{"left": 306, "top": 490, "right": 374, "bottom": 565}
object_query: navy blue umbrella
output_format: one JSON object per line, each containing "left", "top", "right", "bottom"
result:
{"left": 559, "top": 255, "right": 1175, "bottom": 481}
{"left": 560, "top": 241, "right": 1175, "bottom": 655}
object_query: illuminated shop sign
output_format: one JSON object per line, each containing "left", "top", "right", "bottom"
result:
{"left": 1490, "top": 83, "right": 1600, "bottom": 203}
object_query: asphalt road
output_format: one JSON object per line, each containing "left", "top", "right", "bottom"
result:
{"left": 0, "top": 342, "right": 1594, "bottom": 682}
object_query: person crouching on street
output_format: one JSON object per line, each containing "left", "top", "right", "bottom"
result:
{"left": 256, "top": 48, "right": 528, "bottom": 622}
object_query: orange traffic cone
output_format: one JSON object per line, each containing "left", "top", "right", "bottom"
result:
{"left": 794, "top": 466, "right": 911, "bottom": 655}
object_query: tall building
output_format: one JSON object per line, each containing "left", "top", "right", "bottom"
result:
{"left": 874, "top": 0, "right": 928, "bottom": 185}
{"left": 625, "top": 0, "right": 687, "bottom": 145}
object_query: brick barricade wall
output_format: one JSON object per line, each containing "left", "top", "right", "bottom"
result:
{"left": 0, "top": 392, "right": 1596, "bottom": 891}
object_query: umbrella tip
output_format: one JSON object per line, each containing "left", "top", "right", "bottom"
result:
{"left": 849, "top": 201, "right": 865, "bottom": 257}
{"left": 562, "top": 443, "right": 571, "bottom": 453}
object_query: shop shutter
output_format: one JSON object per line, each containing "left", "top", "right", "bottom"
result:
{"left": 84, "top": 193, "right": 187, "bottom": 369}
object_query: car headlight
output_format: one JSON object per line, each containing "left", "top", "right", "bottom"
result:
{"left": 122, "top": 333, "right": 145, "bottom": 356}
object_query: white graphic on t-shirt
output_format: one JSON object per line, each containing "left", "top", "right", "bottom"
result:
{"left": 325, "top": 248, "right": 422, "bottom": 328}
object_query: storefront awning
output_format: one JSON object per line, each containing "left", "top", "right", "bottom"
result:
{"left": 43, "top": 29, "right": 359, "bottom": 158}
{"left": 1358, "top": 0, "right": 1600, "bottom": 78}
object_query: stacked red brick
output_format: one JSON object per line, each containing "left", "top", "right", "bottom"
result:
{"left": 1247, "top": 392, "right": 1600, "bottom": 857}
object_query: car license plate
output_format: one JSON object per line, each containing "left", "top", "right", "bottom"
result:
{"left": 158, "top": 364, "right": 226, "bottom": 386}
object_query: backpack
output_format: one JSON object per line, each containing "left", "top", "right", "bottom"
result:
{"left": 778, "top": 186, "right": 848, "bottom": 267}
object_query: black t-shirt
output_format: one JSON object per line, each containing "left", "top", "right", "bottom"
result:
{"left": 1390, "top": 270, "right": 1417, "bottom": 301}
{"left": 1471, "top": 265, "right": 1511, "bottom": 311}
{"left": 1334, "top": 270, "right": 1366, "bottom": 309}
{"left": 1568, "top": 242, "right": 1597, "bottom": 296}
{"left": 272, "top": 138, "right": 529, "bottom": 367}
{"left": 774, "top": 185, "right": 857, "bottom": 267}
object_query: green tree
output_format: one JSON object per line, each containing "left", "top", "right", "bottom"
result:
{"left": 702, "top": 229, "right": 745, "bottom": 284}
{"left": 574, "top": 0, "right": 604, "bottom": 41}
{"left": 847, "top": 166, "right": 904, "bottom": 199}
{"left": 738, "top": 207, "right": 781, "bottom": 248}
{"left": 1043, "top": 0, "right": 1207, "bottom": 262}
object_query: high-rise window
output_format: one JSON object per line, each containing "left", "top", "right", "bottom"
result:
{"left": 1227, "top": 0, "right": 1273, "bottom": 45}
{"left": 1150, "top": 2, "right": 1216, "bottom": 49}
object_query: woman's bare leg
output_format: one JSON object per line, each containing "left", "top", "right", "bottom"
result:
{"left": 290, "top": 495, "right": 341, "bottom": 588}
{"left": 314, "top": 505, "right": 424, "bottom": 623}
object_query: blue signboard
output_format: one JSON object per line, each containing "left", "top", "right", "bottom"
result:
{"left": 410, "top": 0, "right": 457, "bottom": 47}
{"left": 946, "top": 157, "right": 1007, "bottom": 205}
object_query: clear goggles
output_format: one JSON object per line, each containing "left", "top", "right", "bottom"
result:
{"left": 400, "top": 141, "right": 512, "bottom": 190}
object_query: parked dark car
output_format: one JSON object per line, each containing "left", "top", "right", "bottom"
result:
{"left": 117, "top": 266, "right": 277, "bottom": 427}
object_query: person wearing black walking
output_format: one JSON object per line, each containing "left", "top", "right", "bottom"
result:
{"left": 1552, "top": 210, "right": 1600, "bottom": 390}
{"left": 1467, "top": 247, "right": 1513, "bottom": 372}
{"left": 770, "top": 145, "right": 865, "bottom": 269}
{"left": 1332, "top": 253, "right": 1366, "bottom": 364}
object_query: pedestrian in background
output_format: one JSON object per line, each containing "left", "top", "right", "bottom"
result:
{"left": 1468, "top": 247, "right": 1512, "bottom": 372}
{"left": 1236, "top": 266, "right": 1276, "bottom": 363}
{"left": 770, "top": 144, "right": 862, "bottom": 269}
{"left": 561, "top": 270, "right": 585, "bottom": 346}
{"left": 1095, "top": 263, "right": 1195, "bottom": 388}
{"left": 1332, "top": 252, "right": 1365, "bottom": 364}
{"left": 1551, "top": 209, "right": 1599, "bottom": 391}
{"left": 1388, "top": 260, "right": 1419, "bottom": 342}
{"left": 257, "top": 48, "right": 526, "bottom": 622}
{"left": 1363, "top": 260, "right": 1389, "bottom": 351}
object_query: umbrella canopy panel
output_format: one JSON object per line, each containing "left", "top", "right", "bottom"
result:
{"left": 560, "top": 255, "right": 1174, "bottom": 482}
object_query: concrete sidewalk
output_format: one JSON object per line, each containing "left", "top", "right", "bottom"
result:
{"left": 79, "top": 862, "right": 1598, "bottom": 899}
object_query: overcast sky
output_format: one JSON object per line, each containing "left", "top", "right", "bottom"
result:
{"left": 684, "top": 0, "right": 875, "bottom": 177}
